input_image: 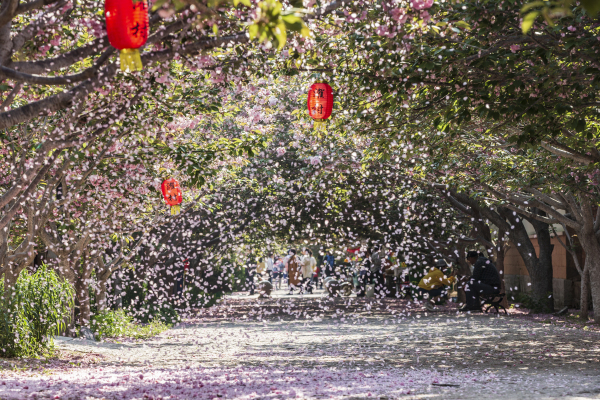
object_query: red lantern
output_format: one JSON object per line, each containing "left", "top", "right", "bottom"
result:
{"left": 161, "top": 178, "right": 183, "bottom": 215}
{"left": 307, "top": 82, "right": 333, "bottom": 129}
{"left": 105, "top": 0, "right": 149, "bottom": 72}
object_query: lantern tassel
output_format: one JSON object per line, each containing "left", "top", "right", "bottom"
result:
{"left": 171, "top": 204, "right": 180, "bottom": 215}
{"left": 313, "top": 119, "right": 327, "bottom": 132}
{"left": 120, "top": 49, "right": 143, "bottom": 72}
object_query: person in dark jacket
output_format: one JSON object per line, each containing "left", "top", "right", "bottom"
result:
{"left": 324, "top": 252, "right": 335, "bottom": 277}
{"left": 460, "top": 251, "right": 501, "bottom": 311}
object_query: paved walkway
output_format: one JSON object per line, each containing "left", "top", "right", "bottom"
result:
{"left": 1, "top": 296, "right": 599, "bottom": 399}
{"left": 228, "top": 285, "right": 330, "bottom": 300}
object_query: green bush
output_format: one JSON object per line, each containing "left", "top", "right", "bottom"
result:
{"left": 90, "top": 309, "right": 130, "bottom": 339}
{"left": 91, "top": 309, "right": 171, "bottom": 340}
{"left": 0, "top": 266, "right": 74, "bottom": 358}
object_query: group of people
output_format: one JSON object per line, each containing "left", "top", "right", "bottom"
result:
{"left": 284, "top": 249, "right": 318, "bottom": 294}
{"left": 356, "top": 247, "right": 386, "bottom": 298}
{"left": 244, "top": 247, "right": 502, "bottom": 313}
{"left": 417, "top": 250, "right": 502, "bottom": 312}
{"left": 244, "top": 248, "right": 320, "bottom": 295}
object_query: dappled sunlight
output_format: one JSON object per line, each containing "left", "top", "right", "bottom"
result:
{"left": 3, "top": 307, "right": 595, "bottom": 399}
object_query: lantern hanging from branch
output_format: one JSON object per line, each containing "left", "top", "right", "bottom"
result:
{"left": 307, "top": 82, "right": 333, "bottom": 130}
{"left": 105, "top": 0, "right": 149, "bottom": 72}
{"left": 161, "top": 178, "right": 183, "bottom": 215}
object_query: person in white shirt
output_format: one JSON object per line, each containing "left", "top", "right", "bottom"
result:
{"left": 301, "top": 248, "right": 317, "bottom": 294}
{"left": 273, "top": 256, "right": 284, "bottom": 289}
{"left": 265, "top": 253, "right": 275, "bottom": 284}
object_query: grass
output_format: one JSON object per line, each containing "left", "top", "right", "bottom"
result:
{"left": 91, "top": 309, "right": 171, "bottom": 340}
{"left": 118, "top": 319, "right": 172, "bottom": 340}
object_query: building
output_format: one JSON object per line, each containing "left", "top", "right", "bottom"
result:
{"left": 503, "top": 221, "right": 582, "bottom": 308}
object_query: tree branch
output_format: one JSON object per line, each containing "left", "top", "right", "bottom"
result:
{"left": 0, "top": 0, "right": 19, "bottom": 28}
{"left": 0, "top": 48, "right": 113, "bottom": 85}
{"left": 0, "top": 82, "right": 21, "bottom": 110}
{"left": 540, "top": 141, "right": 598, "bottom": 165}
{"left": 16, "top": 0, "right": 62, "bottom": 15}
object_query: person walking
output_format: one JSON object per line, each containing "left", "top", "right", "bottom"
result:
{"left": 324, "top": 251, "right": 335, "bottom": 278}
{"left": 256, "top": 257, "right": 266, "bottom": 279}
{"left": 460, "top": 251, "right": 501, "bottom": 312}
{"left": 286, "top": 249, "right": 302, "bottom": 294}
{"left": 273, "top": 256, "right": 283, "bottom": 289}
{"left": 309, "top": 249, "right": 317, "bottom": 292}
{"left": 301, "top": 248, "right": 316, "bottom": 294}
{"left": 265, "top": 253, "right": 274, "bottom": 284}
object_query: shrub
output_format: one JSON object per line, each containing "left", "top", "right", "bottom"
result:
{"left": 0, "top": 266, "right": 74, "bottom": 358}
{"left": 90, "top": 309, "right": 130, "bottom": 339}
{"left": 91, "top": 309, "right": 171, "bottom": 340}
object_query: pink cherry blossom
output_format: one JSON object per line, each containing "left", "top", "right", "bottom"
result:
{"left": 411, "top": 0, "right": 433, "bottom": 11}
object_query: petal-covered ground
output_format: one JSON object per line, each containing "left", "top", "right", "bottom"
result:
{"left": 2, "top": 295, "right": 600, "bottom": 399}
{"left": 3, "top": 365, "right": 497, "bottom": 399}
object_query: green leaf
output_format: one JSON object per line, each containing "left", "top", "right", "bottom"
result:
{"left": 274, "top": 21, "right": 288, "bottom": 49}
{"left": 454, "top": 21, "right": 471, "bottom": 30}
{"left": 521, "top": 11, "right": 539, "bottom": 33}
{"left": 282, "top": 14, "right": 310, "bottom": 37}
{"left": 248, "top": 23, "right": 259, "bottom": 40}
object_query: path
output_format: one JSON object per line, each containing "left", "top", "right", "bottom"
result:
{"left": 1, "top": 295, "right": 599, "bottom": 399}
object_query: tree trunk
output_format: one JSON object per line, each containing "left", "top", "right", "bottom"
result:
{"left": 1, "top": 251, "right": 36, "bottom": 290}
{"left": 495, "top": 244, "right": 509, "bottom": 309}
{"left": 95, "top": 269, "right": 112, "bottom": 312}
{"left": 529, "top": 217, "right": 555, "bottom": 312}
{"left": 75, "top": 254, "right": 93, "bottom": 327}
{"left": 93, "top": 256, "right": 112, "bottom": 312}
{"left": 96, "top": 277, "right": 109, "bottom": 312}
{"left": 0, "top": 219, "right": 35, "bottom": 290}
{"left": 588, "top": 260, "right": 600, "bottom": 323}
{"left": 455, "top": 259, "right": 471, "bottom": 306}
{"left": 114, "top": 271, "right": 123, "bottom": 309}
{"left": 503, "top": 208, "right": 554, "bottom": 312}
{"left": 578, "top": 231, "right": 600, "bottom": 323}
{"left": 53, "top": 255, "right": 79, "bottom": 335}
{"left": 581, "top": 266, "right": 590, "bottom": 320}
{"left": 1, "top": 265, "right": 20, "bottom": 289}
